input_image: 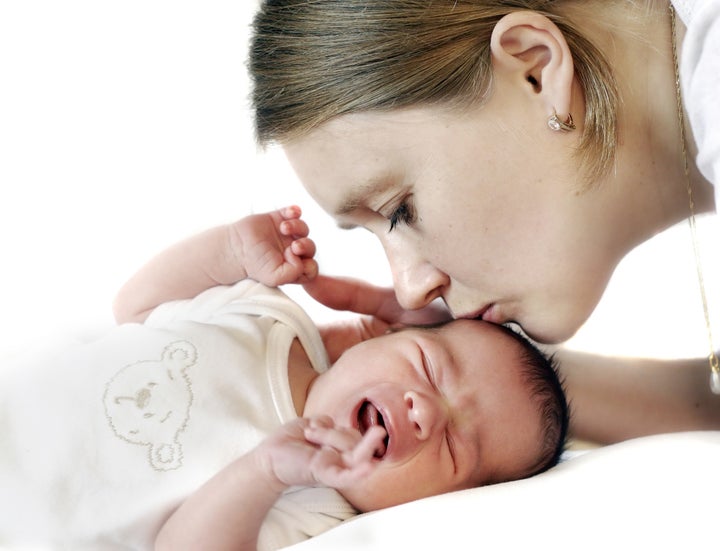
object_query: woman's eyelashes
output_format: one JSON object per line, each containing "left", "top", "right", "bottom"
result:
{"left": 388, "top": 198, "right": 416, "bottom": 232}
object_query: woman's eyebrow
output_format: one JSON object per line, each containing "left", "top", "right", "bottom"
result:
{"left": 334, "top": 175, "right": 393, "bottom": 216}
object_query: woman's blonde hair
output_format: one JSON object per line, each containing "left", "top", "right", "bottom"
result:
{"left": 250, "top": 0, "right": 618, "bottom": 180}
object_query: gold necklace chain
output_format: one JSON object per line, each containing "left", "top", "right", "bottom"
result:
{"left": 669, "top": 5, "right": 720, "bottom": 394}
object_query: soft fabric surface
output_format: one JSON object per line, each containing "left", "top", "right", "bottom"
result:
{"left": 287, "top": 431, "right": 720, "bottom": 550}
{"left": 0, "top": 282, "right": 351, "bottom": 550}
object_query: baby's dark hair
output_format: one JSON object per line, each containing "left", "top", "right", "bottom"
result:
{"left": 493, "top": 323, "right": 569, "bottom": 478}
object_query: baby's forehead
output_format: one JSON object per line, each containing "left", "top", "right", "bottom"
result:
{"left": 438, "top": 321, "right": 535, "bottom": 388}
{"left": 395, "top": 320, "right": 528, "bottom": 373}
{"left": 438, "top": 318, "right": 524, "bottom": 347}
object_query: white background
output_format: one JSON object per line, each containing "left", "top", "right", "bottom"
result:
{"left": 1, "top": 1, "right": 718, "bottom": 361}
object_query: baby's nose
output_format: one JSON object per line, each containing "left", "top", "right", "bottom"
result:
{"left": 404, "top": 390, "right": 447, "bottom": 440}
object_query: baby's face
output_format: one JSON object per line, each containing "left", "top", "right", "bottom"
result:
{"left": 303, "top": 319, "right": 544, "bottom": 511}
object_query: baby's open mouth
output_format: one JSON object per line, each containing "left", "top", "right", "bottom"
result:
{"left": 358, "top": 400, "right": 390, "bottom": 458}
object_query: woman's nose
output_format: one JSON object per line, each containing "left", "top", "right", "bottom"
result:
{"left": 384, "top": 243, "right": 449, "bottom": 311}
{"left": 404, "top": 390, "right": 448, "bottom": 441}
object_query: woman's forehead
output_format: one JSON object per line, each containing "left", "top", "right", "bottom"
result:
{"left": 285, "top": 106, "right": 469, "bottom": 200}
{"left": 285, "top": 129, "right": 406, "bottom": 209}
{"left": 290, "top": 105, "right": 462, "bottom": 154}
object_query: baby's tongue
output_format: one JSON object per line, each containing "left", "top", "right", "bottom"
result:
{"left": 359, "top": 401, "right": 380, "bottom": 434}
{"left": 359, "top": 401, "right": 387, "bottom": 458}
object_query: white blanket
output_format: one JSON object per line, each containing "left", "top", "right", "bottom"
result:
{"left": 287, "top": 431, "right": 720, "bottom": 550}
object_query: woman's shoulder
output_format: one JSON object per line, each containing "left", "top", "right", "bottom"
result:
{"left": 678, "top": 0, "right": 720, "bottom": 189}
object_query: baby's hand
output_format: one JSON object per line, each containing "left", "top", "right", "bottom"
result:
{"left": 231, "top": 206, "right": 318, "bottom": 287}
{"left": 258, "top": 416, "right": 386, "bottom": 491}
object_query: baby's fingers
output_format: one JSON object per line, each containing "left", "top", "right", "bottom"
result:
{"left": 304, "top": 423, "right": 363, "bottom": 452}
{"left": 290, "top": 237, "right": 316, "bottom": 259}
{"left": 307, "top": 426, "right": 386, "bottom": 488}
{"left": 280, "top": 217, "right": 310, "bottom": 239}
{"left": 349, "top": 425, "right": 387, "bottom": 465}
{"left": 300, "top": 258, "right": 319, "bottom": 281}
{"left": 278, "top": 205, "right": 302, "bottom": 221}
{"left": 282, "top": 243, "right": 318, "bottom": 283}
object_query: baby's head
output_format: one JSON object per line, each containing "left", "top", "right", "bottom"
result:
{"left": 303, "top": 319, "right": 568, "bottom": 511}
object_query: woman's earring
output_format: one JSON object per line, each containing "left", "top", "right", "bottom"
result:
{"left": 547, "top": 111, "right": 576, "bottom": 132}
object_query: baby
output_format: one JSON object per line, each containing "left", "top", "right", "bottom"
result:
{"left": 0, "top": 207, "right": 568, "bottom": 551}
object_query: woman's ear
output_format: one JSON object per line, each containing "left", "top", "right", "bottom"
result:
{"left": 490, "top": 11, "right": 575, "bottom": 120}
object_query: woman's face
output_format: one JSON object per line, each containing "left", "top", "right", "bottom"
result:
{"left": 285, "top": 101, "right": 617, "bottom": 344}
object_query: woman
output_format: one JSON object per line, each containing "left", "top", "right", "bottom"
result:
{"left": 248, "top": 0, "right": 720, "bottom": 444}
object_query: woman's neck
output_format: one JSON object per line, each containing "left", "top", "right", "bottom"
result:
{"left": 573, "top": 0, "right": 713, "bottom": 246}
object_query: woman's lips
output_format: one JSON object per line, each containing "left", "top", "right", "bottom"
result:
{"left": 458, "top": 304, "right": 496, "bottom": 322}
{"left": 479, "top": 303, "right": 502, "bottom": 324}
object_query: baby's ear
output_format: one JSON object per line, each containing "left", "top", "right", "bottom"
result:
{"left": 489, "top": 11, "right": 575, "bottom": 119}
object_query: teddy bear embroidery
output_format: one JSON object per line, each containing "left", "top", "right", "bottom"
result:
{"left": 103, "top": 340, "right": 197, "bottom": 471}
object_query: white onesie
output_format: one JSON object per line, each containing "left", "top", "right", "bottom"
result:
{"left": 0, "top": 280, "right": 356, "bottom": 550}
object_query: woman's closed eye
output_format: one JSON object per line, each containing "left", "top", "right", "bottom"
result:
{"left": 388, "top": 197, "right": 416, "bottom": 232}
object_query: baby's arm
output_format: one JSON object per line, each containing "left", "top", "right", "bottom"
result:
{"left": 114, "top": 206, "right": 317, "bottom": 324}
{"left": 154, "top": 417, "right": 385, "bottom": 551}
{"left": 304, "top": 274, "right": 451, "bottom": 362}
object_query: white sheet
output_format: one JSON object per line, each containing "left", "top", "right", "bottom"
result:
{"left": 287, "top": 431, "right": 720, "bottom": 550}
